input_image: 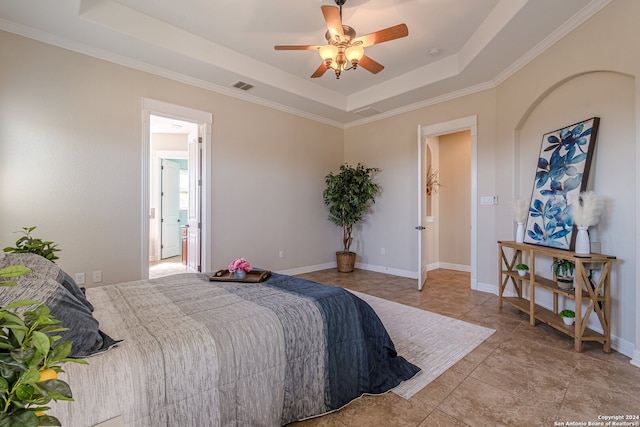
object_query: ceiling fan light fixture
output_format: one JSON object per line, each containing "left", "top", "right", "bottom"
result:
{"left": 345, "top": 45, "right": 364, "bottom": 66}
{"left": 329, "top": 54, "right": 344, "bottom": 69}
{"left": 319, "top": 44, "right": 339, "bottom": 62}
{"left": 274, "top": 0, "right": 408, "bottom": 80}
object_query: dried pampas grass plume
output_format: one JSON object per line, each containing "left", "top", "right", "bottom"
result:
{"left": 512, "top": 199, "right": 529, "bottom": 223}
{"left": 570, "top": 191, "right": 604, "bottom": 227}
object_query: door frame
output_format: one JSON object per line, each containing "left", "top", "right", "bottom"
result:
{"left": 418, "top": 115, "right": 478, "bottom": 290}
{"left": 142, "top": 98, "right": 213, "bottom": 279}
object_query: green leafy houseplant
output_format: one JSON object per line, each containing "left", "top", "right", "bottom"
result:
{"left": 560, "top": 309, "right": 576, "bottom": 326}
{"left": 559, "top": 309, "right": 575, "bottom": 319}
{"left": 552, "top": 259, "right": 575, "bottom": 289}
{"left": 323, "top": 163, "right": 380, "bottom": 272}
{"left": 3, "top": 227, "right": 61, "bottom": 263}
{"left": 0, "top": 265, "right": 87, "bottom": 427}
{"left": 515, "top": 263, "right": 529, "bottom": 276}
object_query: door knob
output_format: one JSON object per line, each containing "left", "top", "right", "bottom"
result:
{"left": 415, "top": 226, "right": 426, "bottom": 230}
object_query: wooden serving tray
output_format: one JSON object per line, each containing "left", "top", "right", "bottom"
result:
{"left": 209, "top": 269, "right": 271, "bottom": 283}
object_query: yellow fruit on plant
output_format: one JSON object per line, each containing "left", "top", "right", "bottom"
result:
{"left": 35, "top": 411, "right": 45, "bottom": 416}
{"left": 38, "top": 368, "right": 57, "bottom": 382}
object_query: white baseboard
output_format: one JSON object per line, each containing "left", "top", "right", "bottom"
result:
{"left": 275, "top": 262, "right": 336, "bottom": 276}
{"left": 279, "top": 261, "right": 463, "bottom": 280}
{"left": 631, "top": 350, "right": 640, "bottom": 368}
{"left": 425, "top": 262, "right": 439, "bottom": 271}
{"left": 437, "top": 262, "right": 471, "bottom": 273}
{"left": 354, "top": 262, "right": 418, "bottom": 279}
{"left": 278, "top": 261, "right": 418, "bottom": 279}
{"left": 611, "top": 336, "right": 636, "bottom": 359}
{"left": 477, "top": 281, "right": 499, "bottom": 295}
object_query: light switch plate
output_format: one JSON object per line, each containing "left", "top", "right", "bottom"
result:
{"left": 480, "top": 196, "right": 498, "bottom": 205}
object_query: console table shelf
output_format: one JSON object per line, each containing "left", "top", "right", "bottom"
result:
{"left": 498, "top": 241, "right": 615, "bottom": 352}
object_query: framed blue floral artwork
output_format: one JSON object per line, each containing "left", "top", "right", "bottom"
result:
{"left": 523, "top": 117, "right": 600, "bottom": 250}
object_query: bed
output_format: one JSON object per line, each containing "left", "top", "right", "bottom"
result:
{"left": 0, "top": 253, "right": 419, "bottom": 426}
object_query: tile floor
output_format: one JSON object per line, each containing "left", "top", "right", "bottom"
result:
{"left": 149, "top": 256, "right": 188, "bottom": 279}
{"left": 288, "top": 268, "right": 640, "bottom": 427}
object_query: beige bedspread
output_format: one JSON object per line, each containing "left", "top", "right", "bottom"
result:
{"left": 49, "top": 272, "right": 418, "bottom": 426}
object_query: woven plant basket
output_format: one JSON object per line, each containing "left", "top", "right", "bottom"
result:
{"left": 336, "top": 252, "right": 356, "bottom": 273}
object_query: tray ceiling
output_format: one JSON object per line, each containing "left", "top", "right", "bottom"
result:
{"left": 0, "top": 0, "right": 610, "bottom": 126}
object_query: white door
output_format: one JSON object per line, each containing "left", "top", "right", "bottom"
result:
{"left": 417, "top": 126, "right": 428, "bottom": 290}
{"left": 187, "top": 131, "right": 201, "bottom": 272}
{"left": 161, "top": 159, "right": 181, "bottom": 259}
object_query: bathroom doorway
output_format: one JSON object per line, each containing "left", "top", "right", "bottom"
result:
{"left": 142, "top": 98, "right": 213, "bottom": 279}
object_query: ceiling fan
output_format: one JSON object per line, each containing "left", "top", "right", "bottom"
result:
{"left": 274, "top": 0, "right": 409, "bottom": 79}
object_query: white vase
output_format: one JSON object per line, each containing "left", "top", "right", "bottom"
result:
{"left": 562, "top": 316, "right": 575, "bottom": 326}
{"left": 575, "top": 226, "right": 590, "bottom": 254}
{"left": 516, "top": 222, "right": 525, "bottom": 243}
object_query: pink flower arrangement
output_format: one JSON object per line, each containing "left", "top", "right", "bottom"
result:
{"left": 228, "top": 258, "right": 251, "bottom": 273}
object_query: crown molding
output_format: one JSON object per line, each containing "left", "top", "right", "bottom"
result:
{"left": 0, "top": 19, "right": 345, "bottom": 129}
{"left": 493, "top": 0, "right": 613, "bottom": 86}
{"left": 0, "top": 0, "right": 613, "bottom": 130}
{"left": 344, "top": 81, "right": 496, "bottom": 129}
{"left": 345, "top": 0, "right": 613, "bottom": 129}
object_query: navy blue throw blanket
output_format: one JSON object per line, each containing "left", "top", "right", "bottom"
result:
{"left": 258, "top": 273, "right": 420, "bottom": 410}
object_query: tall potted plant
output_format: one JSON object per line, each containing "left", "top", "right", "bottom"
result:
{"left": 323, "top": 163, "right": 380, "bottom": 273}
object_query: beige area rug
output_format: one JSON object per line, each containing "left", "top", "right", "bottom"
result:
{"left": 349, "top": 290, "right": 495, "bottom": 400}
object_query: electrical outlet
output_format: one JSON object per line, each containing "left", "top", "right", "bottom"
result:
{"left": 279, "top": 250, "right": 284, "bottom": 259}
{"left": 92, "top": 270, "right": 102, "bottom": 283}
{"left": 381, "top": 248, "right": 386, "bottom": 255}
{"left": 75, "top": 273, "right": 85, "bottom": 285}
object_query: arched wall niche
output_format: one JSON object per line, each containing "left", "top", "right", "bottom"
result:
{"left": 511, "top": 70, "right": 636, "bottom": 350}
{"left": 513, "top": 70, "right": 634, "bottom": 197}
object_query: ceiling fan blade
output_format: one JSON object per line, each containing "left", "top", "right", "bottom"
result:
{"left": 311, "top": 63, "right": 329, "bottom": 78}
{"left": 274, "top": 45, "right": 321, "bottom": 51}
{"left": 321, "top": 5, "right": 345, "bottom": 42}
{"left": 353, "top": 23, "right": 408, "bottom": 47}
{"left": 358, "top": 55, "right": 384, "bottom": 74}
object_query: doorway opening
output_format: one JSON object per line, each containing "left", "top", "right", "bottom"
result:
{"left": 142, "top": 98, "right": 213, "bottom": 280}
{"left": 148, "top": 115, "right": 194, "bottom": 278}
{"left": 418, "top": 116, "right": 477, "bottom": 291}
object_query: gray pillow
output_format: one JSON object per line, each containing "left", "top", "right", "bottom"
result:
{"left": 0, "top": 260, "right": 120, "bottom": 357}
{"left": 0, "top": 253, "right": 93, "bottom": 311}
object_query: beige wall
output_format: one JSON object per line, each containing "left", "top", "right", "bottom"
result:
{"left": 1, "top": 0, "right": 638, "bottom": 359}
{"left": 0, "top": 30, "right": 343, "bottom": 286}
{"left": 344, "top": 90, "right": 497, "bottom": 276}
{"left": 494, "top": 1, "right": 638, "bottom": 357}
{"left": 344, "top": 0, "right": 638, "bottom": 357}
{"left": 438, "top": 131, "right": 471, "bottom": 267}
{"left": 512, "top": 72, "right": 635, "bottom": 335}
